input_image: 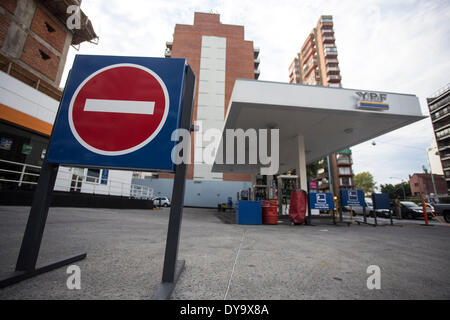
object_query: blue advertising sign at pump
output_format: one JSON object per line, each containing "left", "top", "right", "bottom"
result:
{"left": 340, "top": 189, "right": 365, "bottom": 207}
{"left": 309, "top": 193, "right": 334, "bottom": 210}
{"left": 46, "top": 55, "right": 187, "bottom": 172}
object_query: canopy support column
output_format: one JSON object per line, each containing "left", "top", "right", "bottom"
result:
{"left": 296, "top": 135, "right": 308, "bottom": 191}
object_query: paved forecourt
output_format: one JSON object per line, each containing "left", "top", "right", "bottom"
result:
{"left": 0, "top": 206, "right": 449, "bottom": 300}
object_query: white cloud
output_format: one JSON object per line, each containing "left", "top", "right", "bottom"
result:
{"left": 64, "top": 0, "right": 450, "bottom": 185}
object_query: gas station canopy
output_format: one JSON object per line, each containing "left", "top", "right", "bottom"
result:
{"left": 213, "top": 79, "right": 426, "bottom": 175}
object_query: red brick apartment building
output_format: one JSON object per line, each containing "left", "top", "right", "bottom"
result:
{"left": 162, "top": 12, "right": 259, "bottom": 183}
{"left": 409, "top": 173, "right": 447, "bottom": 197}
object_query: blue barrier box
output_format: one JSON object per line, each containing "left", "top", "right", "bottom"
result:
{"left": 238, "top": 201, "right": 262, "bottom": 225}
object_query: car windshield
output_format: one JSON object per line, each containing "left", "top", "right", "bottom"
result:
{"left": 365, "top": 199, "right": 373, "bottom": 206}
{"left": 402, "top": 201, "right": 420, "bottom": 208}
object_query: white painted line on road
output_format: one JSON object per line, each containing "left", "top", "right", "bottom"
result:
{"left": 84, "top": 99, "right": 155, "bottom": 114}
{"left": 224, "top": 229, "right": 246, "bottom": 300}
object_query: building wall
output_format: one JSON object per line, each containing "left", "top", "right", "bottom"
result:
{"left": 133, "top": 177, "right": 251, "bottom": 208}
{"left": 428, "top": 140, "right": 443, "bottom": 175}
{"left": 427, "top": 84, "right": 450, "bottom": 194}
{"left": 0, "top": 0, "right": 72, "bottom": 87}
{"left": 163, "top": 12, "right": 253, "bottom": 183}
{"left": 409, "top": 173, "right": 447, "bottom": 197}
{"left": 0, "top": 70, "right": 134, "bottom": 195}
{"left": 194, "top": 35, "right": 226, "bottom": 181}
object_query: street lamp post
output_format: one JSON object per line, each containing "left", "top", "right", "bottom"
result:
{"left": 426, "top": 146, "right": 438, "bottom": 200}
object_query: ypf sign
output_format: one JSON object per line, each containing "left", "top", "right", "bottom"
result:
{"left": 47, "top": 55, "right": 187, "bottom": 171}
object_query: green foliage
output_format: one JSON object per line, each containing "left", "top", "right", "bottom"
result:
{"left": 354, "top": 172, "right": 376, "bottom": 194}
{"left": 380, "top": 182, "right": 411, "bottom": 200}
{"left": 306, "top": 160, "right": 322, "bottom": 180}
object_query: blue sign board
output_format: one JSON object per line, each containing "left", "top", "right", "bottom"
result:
{"left": 372, "top": 193, "right": 391, "bottom": 210}
{"left": 309, "top": 193, "right": 334, "bottom": 210}
{"left": 100, "top": 169, "right": 109, "bottom": 185}
{"left": 340, "top": 189, "right": 365, "bottom": 207}
{"left": 47, "top": 55, "right": 187, "bottom": 172}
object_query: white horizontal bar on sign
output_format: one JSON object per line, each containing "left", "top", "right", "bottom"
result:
{"left": 84, "top": 99, "right": 155, "bottom": 115}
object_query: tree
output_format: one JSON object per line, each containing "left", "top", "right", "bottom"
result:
{"left": 306, "top": 160, "right": 322, "bottom": 180}
{"left": 354, "top": 172, "right": 376, "bottom": 194}
{"left": 380, "top": 182, "right": 411, "bottom": 200}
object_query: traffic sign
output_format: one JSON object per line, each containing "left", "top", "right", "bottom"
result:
{"left": 340, "top": 189, "right": 365, "bottom": 207}
{"left": 47, "top": 55, "right": 187, "bottom": 171}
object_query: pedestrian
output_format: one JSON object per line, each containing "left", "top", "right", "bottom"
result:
{"left": 393, "top": 196, "right": 402, "bottom": 219}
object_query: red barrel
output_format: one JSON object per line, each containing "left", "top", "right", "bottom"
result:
{"left": 262, "top": 200, "right": 278, "bottom": 225}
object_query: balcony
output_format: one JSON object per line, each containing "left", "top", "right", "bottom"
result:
{"left": 429, "top": 94, "right": 450, "bottom": 113}
{"left": 327, "top": 74, "right": 341, "bottom": 82}
{"left": 326, "top": 58, "right": 339, "bottom": 64}
{"left": 337, "top": 159, "right": 352, "bottom": 166}
{"left": 254, "top": 47, "right": 260, "bottom": 59}
{"left": 303, "top": 59, "right": 318, "bottom": 77}
{"left": 166, "top": 41, "right": 173, "bottom": 49}
{"left": 254, "top": 69, "right": 260, "bottom": 80}
{"left": 432, "top": 108, "right": 450, "bottom": 123}
{"left": 438, "top": 144, "right": 450, "bottom": 152}
{"left": 324, "top": 47, "right": 338, "bottom": 57}
{"left": 326, "top": 65, "right": 340, "bottom": 74}
{"left": 436, "top": 127, "right": 450, "bottom": 141}
{"left": 302, "top": 43, "right": 316, "bottom": 60}
{"left": 321, "top": 27, "right": 334, "bottom": 37}
{"left": 322, "top": 36, "right": 335, "bottom": 44}
{"left": 254, "top": 57, "right": 260, "bottom": 69}
{"left": 320, "top": 17, "right": 333, "bottom": 25}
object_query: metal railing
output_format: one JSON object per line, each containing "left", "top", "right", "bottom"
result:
{"left": 428, "top": 83, "right": 450, "bottom": 100}
{"left": 0, "top": 159, "right": 154, "bottom": 199}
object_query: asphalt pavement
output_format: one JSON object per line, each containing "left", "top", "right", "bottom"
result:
{"left": 0, "top": 206, "right": 449, "bottom": 299}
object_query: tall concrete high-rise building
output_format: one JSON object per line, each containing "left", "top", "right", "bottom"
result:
{"left": 135, "top": 12, "right": 258, "bottom": 207}
{"left": 427, "top": 83, "right": 450, "bottom": 194}
{"left": 288, "top": 15, "right": 354, "bottom": 196}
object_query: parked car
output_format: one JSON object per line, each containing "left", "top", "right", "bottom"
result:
{"left": 400, "top": 201, "right": 425, "bottom": 219}
{"left": 422, "top": 203, "right": 434, "bottom": 217}
{"left": 152, "top": 197, "right": 171, "bottom": 207}
{"left": 348, "top": 198, "right": 391, "bottom": 218}
{"left": 432, "top": 198, "right": 450, "bottom": 223}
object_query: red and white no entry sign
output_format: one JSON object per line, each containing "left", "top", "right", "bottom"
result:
{"left": 68, "top": 63, "right": 169, "bottom": 155}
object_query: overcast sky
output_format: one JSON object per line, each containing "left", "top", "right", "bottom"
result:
{"left": 63, "top": 0, "right": 450, "bottom": 187}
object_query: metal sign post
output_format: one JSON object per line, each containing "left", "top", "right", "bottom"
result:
{"left": 0, "top": 56, "right": 193, "bottom": 297}
{"left": 153, "top": 65, "right": 195, "bottom": 300}
{"left": 0, "top": 162, "right": 86, "bottom": 288}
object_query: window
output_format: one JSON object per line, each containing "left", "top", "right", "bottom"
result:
{"left": 44, "top": 22, "right": 55, "bottom": 32}
{"left": 339, "top": 167, "right": 351, "bottom": 175}
{"left": 84, "top": 168, "right": 108, "bottom": 184}
{"left": 340, "top": 177, "right": 351, "bottom": 186}
{"left": 39, "top": 49, "right": 51, "bottom": 60}
{"left": 85, "top": 169, "right": 100, "bottom": 183}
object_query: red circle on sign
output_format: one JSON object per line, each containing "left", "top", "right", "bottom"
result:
{"left": 68, "top": 64, "right": 169, "bottom": 155}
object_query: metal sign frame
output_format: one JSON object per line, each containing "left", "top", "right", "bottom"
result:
{"left": 46, "top": 55, "right": 187, "bottom": 172}
{"left": 0, "top": 61, "right": 196, "bottom": 300}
